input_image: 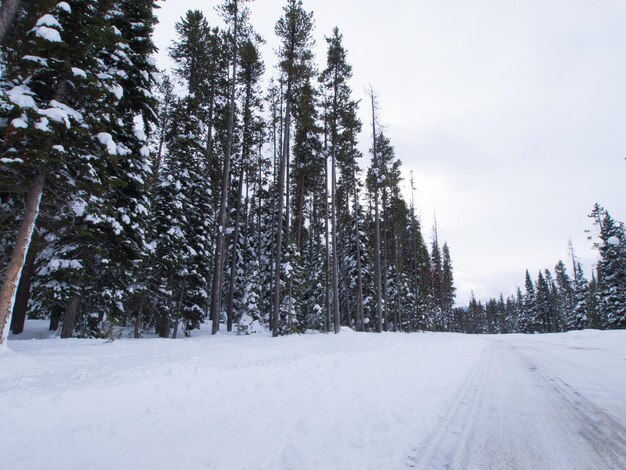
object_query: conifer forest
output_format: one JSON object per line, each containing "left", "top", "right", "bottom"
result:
{"left": 1, "top": 0, "right": 459, "bottom": 342}
{"left": 1, "top": 0, "right": 625, "bottom": 344}
{"left": 1, "top": 2, "right": 626, "bottom": 469}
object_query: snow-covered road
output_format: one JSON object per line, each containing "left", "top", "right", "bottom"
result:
{"left": 411, "top": 333, "right": 626, "bottom": 469}
{"left": 1, "top": 323, "right": 625, "bottom": 469}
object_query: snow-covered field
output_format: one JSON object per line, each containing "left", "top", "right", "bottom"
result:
{"left": 1, "top": 322, "right": 625, "bottom": 470}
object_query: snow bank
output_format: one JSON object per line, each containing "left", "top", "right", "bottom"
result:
{"left": 1, "top": 324, "right": 484, "bottom": 470}
{"left": 5, "top": 326, "right": 623, "bottom": 470}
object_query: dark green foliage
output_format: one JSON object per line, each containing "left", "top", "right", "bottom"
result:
{"left": 591, "top": 205, "right": 626, "bottom": 328}
{"left": 1, "top": 1, "right": 460, "bottom": 340}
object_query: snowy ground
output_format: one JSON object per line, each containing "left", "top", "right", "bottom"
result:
{"left": 1, "top": 322, "right": 625, "bottom": 470}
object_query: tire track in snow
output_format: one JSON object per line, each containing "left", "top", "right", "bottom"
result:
{"left": 405, "top": 344, "right": 494, "bottom": 468}
{"left": 508, "top": 344, "right": 626, "bottom": 469}
{"left": 408, "top": 338, "right": 626, "bottom": 469}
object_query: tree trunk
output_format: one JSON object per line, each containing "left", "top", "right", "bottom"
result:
{"left": 373, "top": 189, "right": 383, "bottom": 333}
{"left": 133, "top": 297, "right": 145, "bottom": 339}
{"left": 226, "top": 169, "right": 245, "bottom": 332}
{"left": 0, "top": 173, "right": 44, "bottom": 348}
{"left": 382, "top": 189, "right": 388, "bottom": 331}
{"left": 370, "top": 92, "right": 383, "bottom": 334}
{"left": 295, "top": 173, "right": 305, "bottom": 251}
{"left": 284, "top": 130, "right": 293, "bottom": 331}
{"left": 159, "top": 271, "right": 174, "bottom": 338}
{"left": 10, "top": 232, "right": 39, "bottom": 335}
{"left": 49, "top": 308, "right": 60, "bottom": 332}
{"left": 210, "top": 2, "right": 239, "bottom": 335}
{"left": 172, "top": 280, "right": 186, "bottom": 339}
{"left": 395, "top": 234, "right": 402, "bottom": 331}
{"left": 273, "top": 94, "right": 290, "bottom": 337}
{"left": 61, "top": 296, "right": 80, "bottom": 339}
{"left": 324, "top": 149, "right": 331, "bottom": 333}
{"left": 331, "top": 146, "right": 340, "bottom": 334}
{"left": 0, "top": 0, "right": 20, "bottom": 46}
{"left": 353, "top": 167, "right": 364, "bottom": 331}
{"left": 159, "top": 311, "right": 170, "bottom": 338}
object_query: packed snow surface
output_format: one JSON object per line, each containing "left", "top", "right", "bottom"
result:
{"left": 2, "top": 324, "right": 625, "bottom": 470}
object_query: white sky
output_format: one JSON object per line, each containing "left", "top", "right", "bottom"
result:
{"left": 153, "top": 0, "right": 626, "bottom": 305}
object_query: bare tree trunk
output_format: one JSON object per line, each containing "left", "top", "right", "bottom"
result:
{"left": 295, "top": 174, "right": 305, "bottom": 251}
{"left": 284, "top": 120, "right": 293, "bottom": 331}
{"left": 210, "top": 2, "right": 239, "bottom": 335}
{"left": 226, "top": 169, "right": 245, "bottom": 332}
{"left": 373, "top": 189, "right": 383, "bottom": 333}
{"left": 395, "top": 234, "right": 402, "bottom": 331}
{"left": 273, "top": 94, "right": 291, "bottom": 337}
{"left": 331, "top": 146, "right": 340, "bottom": 334}
{"left": 353, "top": 167, "right": 364, "bottom": 331}
{"left": 410, "top": 184, "right": 420, "bottom": 331}
{"left": 172, "top": 279, "right": 187, "bottom": 339}
{"left": 61, "top": 296, "right": 80, "bottom": 339}
{"left": 133, "top": 298, "right": 145, "bottom": 339}
{"left": 0, "top": 0, "right": 21, "bottom": 46}
{"left": 159, "top": 311, "right": 170, "bottom": 338}
{"left": 159, "top": 271, "right": 174, "bottom": 338}
{"left": 324, "top": 151, "right": 331, "bottom": 333}
{"left": 49, "top": 308, "right": 60, "bottom": 332}
{"left": 10, "top": 232, "right": 38, "bottom": 335}
{"left": 569, "top": 240, "right": 578, "bottom": 283}
{"left": 382, "top": 188, "right": 388, "bottom": 331}
{"left": 370, "top": 90, "right": 383, "bottom": 334}
{"left": 0, "top": 173, "right": 44, "bottom": 347}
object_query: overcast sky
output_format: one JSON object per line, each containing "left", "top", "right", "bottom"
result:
{"left": 153, "top": 0, "right": 626, "bottom": 305}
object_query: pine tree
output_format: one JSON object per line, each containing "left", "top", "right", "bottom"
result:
{"left": 210, "top": 0, "right": 251, "bottom": 335}
{"left": 103, "top": 0, "right": 159, "bottom": 335}
{"left": 273, "top": 0, "right": 315, "bottom": 336}
{"left": 319, "top": 27, "right": 362, "bottom": 333}
{"left": 591, "top": 206, "right": 626, "bottom": 328}
{"left": 151, "top": 98, "right": 198, "bottom": 337}
{"left": 0, "top": 1, "right": 84, "bottom": 343}
{"left": 496, "top": 294, "right": 506, "bottom": 334}
{"left": 150, "top": 10, "right": 222, "bottom": 337}
{"left": 430, "top": 235, "right": 444, "bottom": 330}
{"left": 587, "top": 272, "right": 601, "bottom": 329}
{"left": 571, "top": 262, "right": 589, "bottom": 330}
{"left": 544, "top": 269, "right": 561, "bottom": 332}
{"left": 6, "top": 1, "right": 156, "bottom": 339}
{"left": 441, "top": 244, "right": 456, "bottom": 329}
{"left": 554, "top": 260, "right": 575, "bottom": 330}
{"left": 485, "top": 298, "right": 498, "bottom": 334}
{"left": 535, "top": 271, "right": 552, "bottom": 333}
{"left": 503, "top": 294, "right": 516, "bottom": 334}
{"left": 513, "top": 287, "right": 524, "bottom": 333}
{"left": 521, "top": 270, "right": 537, "bottom": 333}
{"left": 226, "top": 35, "right": 265, "bottom": 332}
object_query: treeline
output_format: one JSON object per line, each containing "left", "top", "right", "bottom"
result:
{"left": 458, "top": 205, "right": 626, "bottom": 334}
{"left": 0, "top": 0, "right": 457, "bottom": 343}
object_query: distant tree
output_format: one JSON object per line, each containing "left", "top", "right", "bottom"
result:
{"left": 535, "top": 271, "right": 552, "bottom": 333}
{"left": 590, "top": 205, "right": 626, "bottom": 328}
{"left": 586, "top": 272, "right": 601, "bottom": 329}
{"left": 521, "top": 270, "right": 537, "bottom": 333}
{"left": 554, "top": 260, "right": 575, "bottom": 330}
{"left": 442, "top": 243, "right": 456, "bottom": 330}
{"left": 485, "top": 298, "right": 498, "bottom": 334}
{"left": 571, "top": 262, "right": 589, "bottom": 330}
